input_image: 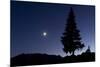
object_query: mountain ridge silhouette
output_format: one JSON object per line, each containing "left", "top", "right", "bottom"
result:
{"left": 11, "top": 52, "right": 95, "bottom": 66}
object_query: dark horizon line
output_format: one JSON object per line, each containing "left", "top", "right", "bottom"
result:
{"left": 11, "top": 51, "right": 95, "bottom": 58}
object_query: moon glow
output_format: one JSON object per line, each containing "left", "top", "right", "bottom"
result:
{"left": 43, "top": 32, "right": 47, "bottom": 36}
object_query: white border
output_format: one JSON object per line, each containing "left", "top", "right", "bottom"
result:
{"left": 0, "top": 0, "right": 98, "bottom": 67}
{"left": 0, "top": 0, "right": 10, "bottom": 67}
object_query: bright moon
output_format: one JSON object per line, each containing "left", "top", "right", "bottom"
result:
{"left": 43, "top": 32, "right": 47, "bottom": 36}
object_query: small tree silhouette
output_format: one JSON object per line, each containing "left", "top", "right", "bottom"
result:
{"left": 61, "top": 8, "right": 85, "bottom": 55}
{"left": 86, "top": 46, "right": 91, "bottom": 53}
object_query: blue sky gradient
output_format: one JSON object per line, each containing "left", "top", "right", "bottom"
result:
{"left": 11, "top": 1, "right": 95, "bottom": 57}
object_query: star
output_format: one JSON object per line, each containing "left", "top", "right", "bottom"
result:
{"left": 43, "top": 32, "right": 47, "bottom": 36}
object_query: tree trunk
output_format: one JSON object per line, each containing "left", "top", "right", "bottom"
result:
{"left": 72, "top": 51, "right": 74, "bottom": 56}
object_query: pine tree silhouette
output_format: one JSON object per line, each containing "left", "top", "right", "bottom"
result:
{"left": 86, "top": 46, "right": 91, "bottom": 53}
{"left": 61, "top": 7, "right": 85, "bottom": 55}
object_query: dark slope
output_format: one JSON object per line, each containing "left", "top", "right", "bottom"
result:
{"left": 11, "top": 52, "right": 95, "bottom": 66}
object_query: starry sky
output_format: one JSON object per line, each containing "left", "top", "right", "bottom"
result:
{"left": 11, "top": 1, "right": 95, "bottom": 57}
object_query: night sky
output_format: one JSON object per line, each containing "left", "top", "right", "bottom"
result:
{"left": 11, "top": 1, "right": 95, "bottom": 57}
